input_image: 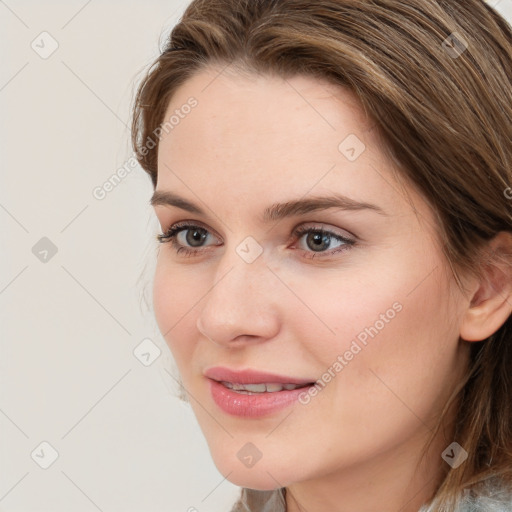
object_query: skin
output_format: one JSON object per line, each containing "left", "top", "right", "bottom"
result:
{"left": 151, "top": 65, "right": 511, "bottom": 511}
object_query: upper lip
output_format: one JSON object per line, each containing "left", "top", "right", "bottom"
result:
{"left": 204, "top": 366, "right": 315, "bottom": 385}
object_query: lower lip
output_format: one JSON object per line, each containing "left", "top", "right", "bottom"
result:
{"left": 208, "top": 379, "right": 313, "bottom": 417}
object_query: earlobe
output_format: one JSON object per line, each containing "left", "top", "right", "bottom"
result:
{"left": 459, "top": 231, "right": 512, "bottom": 342}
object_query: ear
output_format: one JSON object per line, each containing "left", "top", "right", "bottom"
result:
{"left": 459, "top": 231, "right": 512, "bottom": 342}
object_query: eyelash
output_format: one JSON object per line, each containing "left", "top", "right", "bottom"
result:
{"left": 156, "top": 221, "right": 356, "bottom": 259}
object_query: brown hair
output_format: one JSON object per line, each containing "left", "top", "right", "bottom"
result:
{"left": 131, "top": 0, "right": 512, "bottom": 508}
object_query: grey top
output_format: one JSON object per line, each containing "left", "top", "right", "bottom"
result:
{"left": 230, "top": 488, "right": 286, "bottom": 512}
{"left": 229, "top": 478, "right": 512, "bottom": 512}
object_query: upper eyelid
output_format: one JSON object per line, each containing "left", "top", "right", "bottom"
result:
{"left": 293, "top": 224, "right": 355, "bottom": 240}
{"left": 169, "top": 220, "right": 223, "bottom": 241}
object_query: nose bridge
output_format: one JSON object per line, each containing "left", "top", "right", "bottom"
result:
{"left": 214, "top": 234, "right": 272, "bottom": 297}
{"left": 196, "top": 239, "right": 280, "bottom": 344}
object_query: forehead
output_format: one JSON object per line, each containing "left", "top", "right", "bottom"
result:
{"left": 156, "top": 65, "right": 433, "bottom": 232}
{"left": 161, "top": 65, "right": 372, "bottom": 155}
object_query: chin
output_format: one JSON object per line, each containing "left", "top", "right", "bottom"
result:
{"left": 210, "top": 453, "right": 293, "bottom": 490}
{"left": 225, "top": 471, "right": 287, "bottom": 491}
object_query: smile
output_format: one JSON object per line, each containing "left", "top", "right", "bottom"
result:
{"left": 220, "top": 381, "right": 311, "bottom": 393}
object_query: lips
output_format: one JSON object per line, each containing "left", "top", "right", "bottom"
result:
{"left": 204, "top": 367, "right": 317, "bottom": 416}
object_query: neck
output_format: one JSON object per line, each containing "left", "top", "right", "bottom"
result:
{"left": 285, "top": 421, "right": 452, "bottom": 512}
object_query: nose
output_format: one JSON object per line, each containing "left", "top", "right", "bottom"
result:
{"left": 196, "top": 248, "right": 281, "bottom": 347}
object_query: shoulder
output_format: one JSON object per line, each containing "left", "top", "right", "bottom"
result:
{"left": 419, "top": 477, "right": 512, "bottom": 512}
{"left": 230, "top": 479, "right": 512, "bottom": 512}
{"left": 230, "top": 488, "right": 286, "bottom": 512}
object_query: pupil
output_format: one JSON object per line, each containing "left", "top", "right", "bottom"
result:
{"left": 186, "top": 228, "right": 207, "bottom": 247}
{"left": 307, "top": 231, "right": 330, "bottom": 252}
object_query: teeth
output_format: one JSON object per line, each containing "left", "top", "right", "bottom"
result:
{"left": 220, "top": 382, "right": 307, "bottom": 393}
{"left": 232, "top": 383, "right": 267, "bottom": 393}
{"left": 265, "top": 383, "right": 286, "bottom": 392}
{"left": 282, "top": 383, "right": 301, "bottom": 390}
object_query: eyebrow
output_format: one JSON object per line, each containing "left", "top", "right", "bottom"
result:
{"left": 150, "top": 190, "right": 388, "bottom": 222}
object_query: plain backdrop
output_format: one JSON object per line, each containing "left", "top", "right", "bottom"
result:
{"left": 1, "top": 1, "right": 511, "bottom": 511}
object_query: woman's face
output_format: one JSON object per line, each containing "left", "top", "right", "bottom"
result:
{"left": 152, "top": 66, "right": 471, "bottom": 490}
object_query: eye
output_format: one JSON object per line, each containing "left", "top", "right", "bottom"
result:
{"left": 156, "top": 221, "right": 221, "bottom": 257}
{"left": 291, "top": 225, "right": 355, "bottom": 258}
{"left": 157, "top": 221, "right": 356, "bottom": 260}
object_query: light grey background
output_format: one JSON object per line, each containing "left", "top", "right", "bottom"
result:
{"left": 1, "top": 1, "right": 511, "bottom": 511}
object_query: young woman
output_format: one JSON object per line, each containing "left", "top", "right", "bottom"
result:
{"left": 131, "top": 1, "right": 512, "bottom": 510}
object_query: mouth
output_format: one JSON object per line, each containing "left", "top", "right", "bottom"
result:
{"left": 217, "top": 381, "right": 313, "bottom": 394}
{"left": 204, "top": 367, "right": 317, "bottom": 416}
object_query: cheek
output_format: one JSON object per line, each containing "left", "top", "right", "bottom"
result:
{"left": 359, "top": 287, "right": 459, "bottom": 428}
{"left": 152, "top": 257, "right": 204, "bottom": 364}
{"left": 278, "top": 263, "right": 410, "bottom": 363}
{"left": 286, "top": 239, "right": 455, "bottom": 360}
{"left": 287, "top": 257, "right": 461, "bottom": 407}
